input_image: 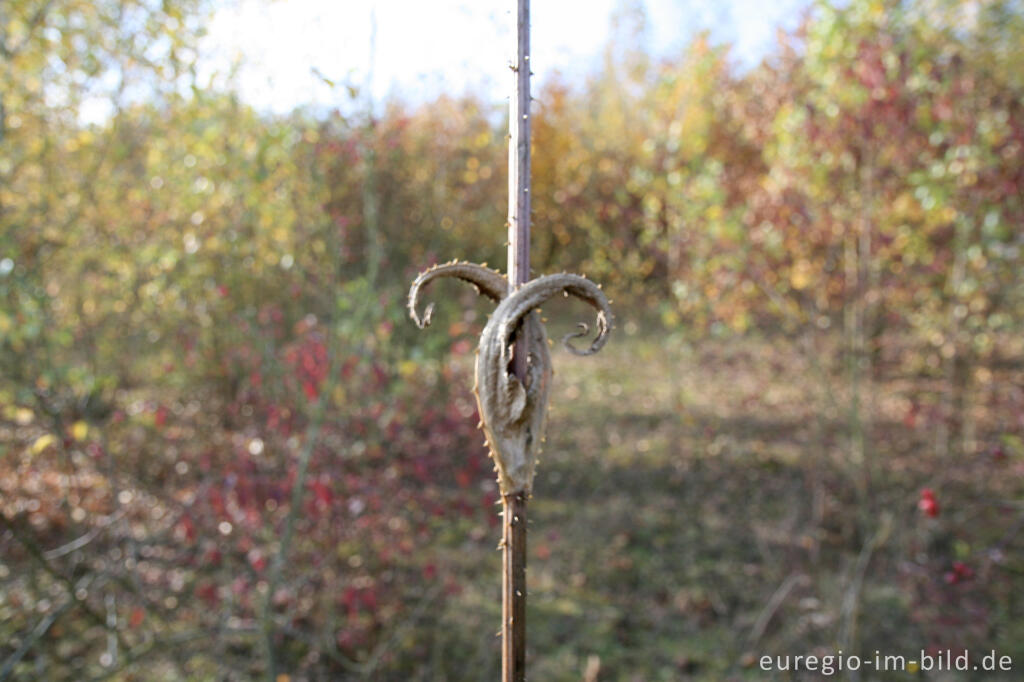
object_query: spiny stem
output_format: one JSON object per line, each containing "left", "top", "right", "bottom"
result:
{"left": 502, "top": 492, "right": 527, "bottom": 682}
{"left": 505, "top": 1, "right": 531, "bottom": 678}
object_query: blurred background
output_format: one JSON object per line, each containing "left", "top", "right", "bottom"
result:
{"left": 1, "top": 0, "right": 1023, "bottom": 679}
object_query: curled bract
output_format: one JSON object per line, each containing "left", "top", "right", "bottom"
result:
{"left": 408, "top": 260, "right": 507, "bottom": 329}
{"left": 408, "top": 264, "right": 613, "bottom": 495}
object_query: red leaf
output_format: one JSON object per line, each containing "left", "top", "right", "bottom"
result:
{"left": 303, "top": 381, "right": 319, "bottom": 401}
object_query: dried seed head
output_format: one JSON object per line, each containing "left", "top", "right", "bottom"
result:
{"left": 407, "top": 263, "right": 612, "bottom": 495}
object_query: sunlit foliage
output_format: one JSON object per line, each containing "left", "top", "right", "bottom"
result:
{"left": 1, "top": 0, "right": 1022, "bottom": 679}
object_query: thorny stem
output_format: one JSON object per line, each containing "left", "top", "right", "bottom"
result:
{"left": 505, "top": 1, "right": 531, "bottom": 678}
{"left": 502, "top": 492, "right": 527, "bottom": 682}
{"left": 406, "top": 2, "right": 612, "bottom": 679}
{"left": 408, "top": 269, "right": 611, "bottom": 682}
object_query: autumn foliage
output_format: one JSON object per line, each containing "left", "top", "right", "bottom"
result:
{"left": 1, "top": 0, "right": 1023, "bottom": 679}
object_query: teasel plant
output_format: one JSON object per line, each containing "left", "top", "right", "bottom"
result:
{"left": 406, "top": 1, "right": 612, "bottom": 679}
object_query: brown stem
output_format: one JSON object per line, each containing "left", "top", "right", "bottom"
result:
{"left": 504, "top": 0, "right": 531, "bottom": 679}
{"left": 502, "top": 492, "right": 527, "bottom": 682}
{"left": 508, "top": 0, "right": 531, "bottom": 383}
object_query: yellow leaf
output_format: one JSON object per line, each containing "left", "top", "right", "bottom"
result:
{"left": 661, "top": 309, "right": 680, "bottom": 327}
{"left": 71, "top": 421, "right": 89, "bottom": 441}
{"left": 398, "top": 360, "right": 419, "bottom": 379}
{"left": 31, "top": 434, "right": 57, "bottom": 455}
{"left": 790, "top": 260, "right": 813, "bottom": 290}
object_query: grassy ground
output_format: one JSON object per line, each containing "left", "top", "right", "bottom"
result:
{"left": 417, "top": 321, "right": 1024, "bottom": 681}
{"left": 3, "top": 322, "right": 1021, "bottom": 680}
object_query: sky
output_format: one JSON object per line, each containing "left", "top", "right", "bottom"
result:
{"left": 202, "top": 0, "right": 811, "bottom": 115}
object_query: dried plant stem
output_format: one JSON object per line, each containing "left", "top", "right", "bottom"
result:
{"left": 508, "top": 0, "right": 531, "bottom": 303}
{"left": 505, "top": 0, "right": 531, "bottom": 679}
{"left": 407, "top": 4, "right": 611, "bottom": 678}
{"left": 501, "top": 492, "right": 527, "bottom": 682}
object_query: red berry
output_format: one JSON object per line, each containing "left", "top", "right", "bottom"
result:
{"left": 918, "top": 488, "right": 940, "bottom": 517}
{"left": 952, "top": 561, "right": 973, "bottom": 580}
{"left": 249, "top": 552, "right": 267, "bottom": 573}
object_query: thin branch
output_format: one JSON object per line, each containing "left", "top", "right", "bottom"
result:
{"left": 0, "top": 599, "right": 73, "bottom": 681}
{"left": 42, "top": 508, "right": 127, "bottom": 560}
{"left": 0, "top": 514, "right": 132, "bottom": 655}
{"left": 747, "top": 572, "right": 809, "bottom": 645}
{"left": 838, "top": 514, "right": 892, "bottom": 654}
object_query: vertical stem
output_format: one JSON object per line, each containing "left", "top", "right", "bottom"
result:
{"left": 502, "top": 492, "right": 527, "bottom": 682}
{"left": 944, "top": 213, "right": 969, "bottom": 458}
{"left": 858, "top": 163, "right": 875, "bottom": 495}
{"left": 508, "top": 0, "right": 531, "bottom": 302}
{"left": 504, "top": 2, "right": 530, "bottom": 681}
{"left": 843, "top": 227, "right": 863, "bottom": 482}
